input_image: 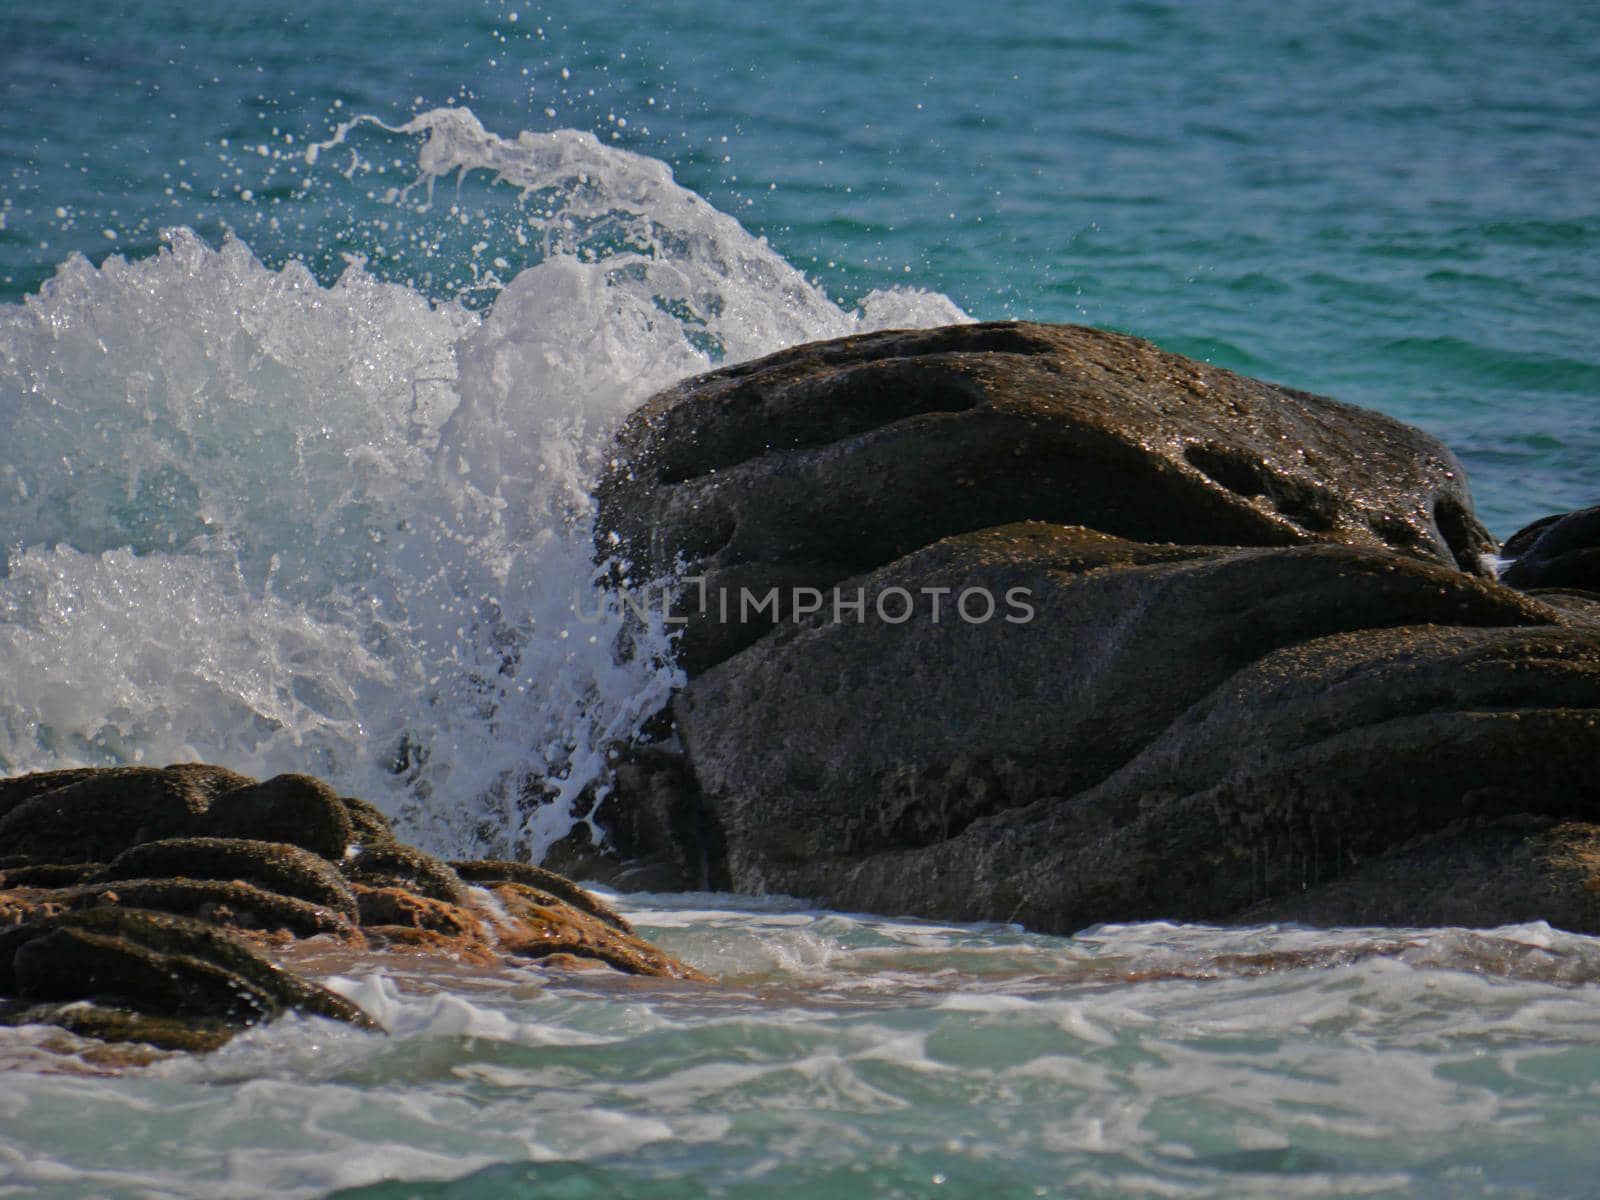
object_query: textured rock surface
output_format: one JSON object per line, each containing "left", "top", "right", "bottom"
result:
{"left": 103, "top": 838, "right": 359, "bottom": 918}
{"left": 0, "top": 763, "right": 705, "bottom": 1050}
{"left": 598, "top": 321, "right": 1495, "bottom": 672}
{"left": 1243, "top": 818, "right": 1600, "bottom": 929}
{"left": 676, "top": 523, "right": 1572, "bottom": 913}
{"left": 591, "top": 321, "right": 1600, "bottom": 935}
{"left": 537, "top": 746, "right": 725, "bottom": 894}
{"left": 765, "top": 622, "right": 1600, "bottom": 932}
{"left": 0, "top": 907, "right": 375, "bottom": 1052}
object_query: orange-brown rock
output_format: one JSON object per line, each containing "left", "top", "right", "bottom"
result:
{"left": 0, "top": 764, "right": 708, "bottom": 1051}
{"left": 483, "top": 882, "right": 707, "bottom": 980}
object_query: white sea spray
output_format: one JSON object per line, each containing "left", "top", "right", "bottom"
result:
{"left": 0, "top": 109, "right": 964, "bottom": 858}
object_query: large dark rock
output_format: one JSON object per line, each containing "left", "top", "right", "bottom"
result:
{"left": 1243, "top": 818, "right": 1600, "bottom": 930}
{"left": 675, "top": 522, "right": 1569, "bottom": 916}
{"left": 589, "top": 321, "right": 1600, "bottom": 936}
{"left": 807, "top": 622, "right": 1600, "bottom": 933}
{"left": 599, "top": 322, "right": 1495, "bottom": 673}
{"left": 537, "top": 744, "right": 725, "bottom": 894}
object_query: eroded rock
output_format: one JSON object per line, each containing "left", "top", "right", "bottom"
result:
{"left": 599, "top": 321, "right": 1495, "bottom": 672}
{"left": 676, "top": 523, "right": 1568, "bottom": 912}
{"left": 103, "top": 837, "right": 359, "bottom": 919}
{"left": 0, "top": 764, "right": 705, "bottom": 1051}
{"left": 0, "top": 907, "right": 376, "bottom": 1051}
{"left": 755, "top": 621, "right": 1600, "bottom": 933}
{"left": 1244, "top": 818, "right": 1600, "bottom": 929}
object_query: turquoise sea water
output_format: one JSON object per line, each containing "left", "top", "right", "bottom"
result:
{"left": 6, "top": 0, "right": 1599, "bottom": 531}
{"left": 3, "top": 2, "right": 1600, "bottom": 1196}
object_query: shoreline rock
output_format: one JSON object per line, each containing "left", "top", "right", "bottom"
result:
{"left": 591, "top": 320, "right": 1600, "bottom": 936}
{"left": 598, "top": 321, "right": 1494, "bottom": 674}
{"left": 0, "top": 764, "right": 704, "bottom": 1052}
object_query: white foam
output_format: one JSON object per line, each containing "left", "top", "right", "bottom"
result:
{"left": 0, "top": 107, "right": 967, "bottom": 858}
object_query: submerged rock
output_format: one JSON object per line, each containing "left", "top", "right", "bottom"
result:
{"left": 598, "top": 321, "right": 1494, "bottom": 673}
{"left": 450, "top": 859, "right": 636, "bottom": 932}
{"left": 341, "top": 842, "right": 469, "bottom": 905}
{"left": 0, "top": 764, "right": 705, "bottom": 1051}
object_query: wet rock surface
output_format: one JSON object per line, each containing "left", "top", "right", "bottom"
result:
{"left": 598, "top": 321, "right": 1494, "bottom": 674}
{"left": 1501, "top": 505, "right": 1600, "bottom": 593}
{"left": 594, "top": 321, "right": 1600, "bottom": 935}
{"left": 0, "top": 764, "right": 704, "bottom": 1052}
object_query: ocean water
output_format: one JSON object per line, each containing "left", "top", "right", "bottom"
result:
{"left": 2, "top": 1, "right": 1599, "bottom": 1196}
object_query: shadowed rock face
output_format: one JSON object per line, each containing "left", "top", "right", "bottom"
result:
{"left": 598, "top": 321, "right": 1494, "bottom": 674}
{"left": 674, "top": 525, "right": 1600, "bottom": 927}
{"left": 0, "top": 764, "right": 706, "bottom": 1052}
{"left": 1501, "top": 505, "right": 1600, "bottom": 593}
{"left": 590, "top": 321, "right": 1600, "bottom": 934}
{"left": 1242, "top": 818, "right": 1600, "bottom": 930}
{"left": 796, "top": 624, "right": 1600, "bottom": 932}
{"left": 0, "top": 907, "right": 375, "bottom": 1052}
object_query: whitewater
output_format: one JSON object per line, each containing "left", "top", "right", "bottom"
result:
{"left": 0, "top": 107, "right": 960, "bottom": 859}
{"left": 4, "top": 6, "right": 1600, "bottom": 1192}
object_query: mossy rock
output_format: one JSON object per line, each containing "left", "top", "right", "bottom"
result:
{"left": 66, "top": 879, "right": 359, "bottom": 941}
{"left": 340, "top": 795, "right": 396, "bottom": 846}
{"left": 202, "top": 774, "right": 353, "bottom": 862}
{"left": 4, "top": 1002, "right": 240, "bottom": 1053}
{"left": 102, "top": 838, "right": 358, "bottom": 919}
{"left": 352, "top": 885, "right": 483, "bottom": 936}
{"left": 0, "top": 767, "right": 215, "bottom": 863}
{"left": 0, "top": 862, "right": 104, "bottom": 888}
{"left": 161, "top": 762, "right": 257, "bottom": 801}
{"left": 0, "top": 907, "right": 377, "bottom": 1044}
{"left": 342, "top": 843, "right": 467, "bottom": 904}
{"left": 0, "top": 768, "right": 105, "bottom": 820}
{"left": 486, "top": 882, "right": 704, "bottom": 980}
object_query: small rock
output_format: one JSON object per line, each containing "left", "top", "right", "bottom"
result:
{"left": 1501, "top": 505, "right": 1600, "bottom": 593}
{"left": 102, "top": 837, "right": 359, "bottom": 919}
{"left": 341, "top": 843, "right": 468, "bottom": 905}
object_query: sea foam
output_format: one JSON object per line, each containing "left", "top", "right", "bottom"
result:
{"left": 0, "top": 107, "right": 966, "bottom": 858}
